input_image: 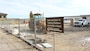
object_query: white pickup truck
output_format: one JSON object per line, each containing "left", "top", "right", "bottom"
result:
{"left": 73, "top": 19, "right": 90, "bottom": 26}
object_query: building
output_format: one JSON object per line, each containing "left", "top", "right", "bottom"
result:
{"left": 0, "top": 13, "right": 7, "bottom": 20}
{"left": 64, "top": 15, "right": 90, "bottom": 20}
{"left": 64, "top": 15, "right": 90, "bottom": 25}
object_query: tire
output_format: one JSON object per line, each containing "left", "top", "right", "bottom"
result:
{"left": 73, "top": 25, "right": 76, "bottom": 27}
{"left": 82, "top": 23, "right": 83, "bottom": 25}
{"left": 81, "top": 23, "right": 83, "bottom": 27}
{"left": 88, "top": 23, "right": 90, "bottom": 27}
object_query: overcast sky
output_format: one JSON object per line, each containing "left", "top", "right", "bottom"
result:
{"left": 0, "top": 0, "right": 90, "bottom": 18}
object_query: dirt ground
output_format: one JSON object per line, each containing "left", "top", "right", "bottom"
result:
{"left": 36, "top": 24, "right": 90, "bottom": 51}
{"left": 0, "top": 29, "right": 38, "bottom": 51}
{"left": 1, "top": 24, "right": 90, "bottom": 51}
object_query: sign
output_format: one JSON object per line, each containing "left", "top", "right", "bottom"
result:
{"left": 46, "top": 17, "right": 64, "bottom": 33}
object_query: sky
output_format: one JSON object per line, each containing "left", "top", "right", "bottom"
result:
{"left": 0, "top": 0, "right": 90, "bottom": 18}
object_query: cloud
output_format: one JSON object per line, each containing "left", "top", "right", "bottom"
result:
{"left": 33, "top": 1, "right": 83, "bottom": 16}
{"left": 65, "top": 0, "right": 90, "bottom": 15}
{"left": 72, "top": 0, "right": 90, "bottom": 7}
{"left": 0, "top": 0, "right": 34, "bottom": 18}
{"left": 0, "top": 0, "right": 90, "bottom": 18}
{"left": 45, "top": 0, "right": 63, "bottom": 4}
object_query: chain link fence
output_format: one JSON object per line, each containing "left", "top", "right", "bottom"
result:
{"left": 0, "top": 17, "right": 90, "bottom": 51}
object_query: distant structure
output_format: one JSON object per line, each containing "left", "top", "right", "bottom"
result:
{"left": 0, "top": 13, "right": 7, "bottom": 20}
{"left": 29, "top": 11, "right": 46, "bottom": 33}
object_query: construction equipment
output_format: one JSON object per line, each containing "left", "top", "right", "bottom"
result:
{"left": 29, "top": 11, "right": 46, "bottom": 33}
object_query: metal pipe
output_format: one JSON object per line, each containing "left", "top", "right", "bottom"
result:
{"left": 18, "top": 19, "right": 20, "bottom": 37}
{"left": 53, "top": 31, "right": 56, "bottom": 51}
{"left": 34, "top": 16, "right": 37, "bottom": 47}
{"left": 7, "top": 19, "right": 10, "bottom": 33}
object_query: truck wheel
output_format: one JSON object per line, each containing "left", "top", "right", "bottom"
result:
{"left": 81, "top": 23, "right": 83, "bottom": 27}
{"left": 73, "top": 25, "right": 76, "bottom": 27}
{"left": 88, "top": 23, "right": 90, "bottom": 26}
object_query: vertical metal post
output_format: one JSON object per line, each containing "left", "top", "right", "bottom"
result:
{"left": 1, "top": 20, "right": 3, "bottom": 27}
{"left": 25, "top": 19, "right": 26, "bottom": 34}
{"left": 0, "top": 21, "right": 1, "bottom": 28}
{"left": 0, "top": 20, "right": 1, "bottom": 27}
{"left": 34, "top": 16, "right": 37, "bottom": 47}
{"left": 9, "top": 20, "right": 10, "bottom": 31}
{"left": 18, "top": 19, "right": 20, "bottom": 36}
{"left": 53, "top": 33, "right": 56, "bottom": 51}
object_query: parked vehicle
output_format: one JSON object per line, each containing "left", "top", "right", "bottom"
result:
{"left": 73, "top": 19, "right": 90, "bottom": 26}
